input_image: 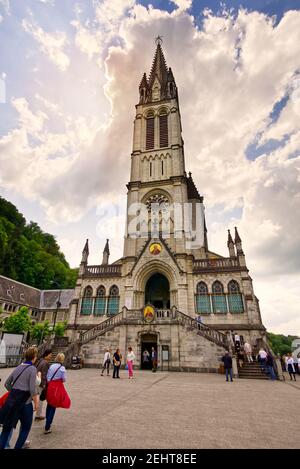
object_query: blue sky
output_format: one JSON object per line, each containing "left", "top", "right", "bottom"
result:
{"left": 0, "top": 0, "right": 300, "bottom": 334}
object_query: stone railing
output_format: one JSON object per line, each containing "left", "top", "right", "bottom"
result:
{"left": 84, "top": 265, "right": 122, "bottom": 277}
{"left": 71, "top": 306, "right": 228, "bottom": 350}
{"left": 174, "top": 309, "right": 228, "bottom": 348}
{"left": 193, "top": 258, "right": 240, "bottom": 272}
{"left": 79, "top": 310, "right": 125, "bottom": 344}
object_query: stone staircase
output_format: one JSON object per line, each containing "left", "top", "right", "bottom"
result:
{"left": 237, "top": 360, "right": 269, "bottom": 380}
{"left": 63, "top": 307, "right": 229, "bottom": 367}
{"left": 49, "top": 343, "right": 70, "bottom": 364}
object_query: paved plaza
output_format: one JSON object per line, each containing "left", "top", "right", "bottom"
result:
{"left": 1, "top": 368, "right": 300, "bottom": 449}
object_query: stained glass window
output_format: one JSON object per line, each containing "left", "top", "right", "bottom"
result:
{"left": 94, "top": 286, "right": 106, "bottom": 316}
{"left": 107, "top": 285, "right": 120, "bottom": 316}
{"left": 195, "top": 282, "right": 211, "bottom": 314}
{"left": 228, "top": 280, "right": 244, "bottom": 313}
{"left": 81, "top": 286, "right": 93, "bottom": 315}
{"left": 212, "top": 281, "right": 228, "bottom": 313}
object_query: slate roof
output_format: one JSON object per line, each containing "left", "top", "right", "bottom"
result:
{"left": 0, "top": 275, "right": 40, "bottom": 308}
{"left": 0, "top": 275, "right": 74, "bottom": 310}
{"left": 186, "top": 173, "right": 202, "bottom": 201}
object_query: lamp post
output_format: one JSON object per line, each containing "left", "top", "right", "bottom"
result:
{"left": 50, "top": 281, "right": 62, "bottom": 334}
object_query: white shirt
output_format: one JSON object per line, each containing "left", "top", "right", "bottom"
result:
{"left": 127, "top": 351, "right": 135, "bottom": 362}
{"left": 103, "top": 352, "right": 110, "bottom": 365}
{"left": 244, "top": 342, "right": 252, "bottom": 353}
{"left": 287, "top": 357, "right": 295, "bottom": 372}
{"left": 234, "top": 334, "right": 240, "bottom": 341}
{"left": 259, "top": 350, "right": 267, "bottom": 359}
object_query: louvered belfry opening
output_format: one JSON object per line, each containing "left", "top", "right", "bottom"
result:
{"left": 159, "top": 113, "right": 168, "bottom": 148}
{"left": 146, "top": 116, "right": 155, "bottom": 150}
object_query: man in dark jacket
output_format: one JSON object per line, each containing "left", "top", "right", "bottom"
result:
{"left": 222, "top": 351, "right": 233, "bottom": 382}
{"left": 35, "top": 349, "right": 52, "bottom": 420}
{"left": 266, "top": 353, "right": 276, "bottom": 381}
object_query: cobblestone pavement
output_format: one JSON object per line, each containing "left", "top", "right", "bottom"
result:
{"left": 1, "top": 368, "right": 300, "bottom": 449}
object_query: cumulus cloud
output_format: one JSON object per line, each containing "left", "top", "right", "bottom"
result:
{"left": 1, "top": 4, "right": 300, "bottom": 333}
{"left": 22, "top": 18, "right": 70, "bottom": 71}
{"left": 0, "top": 0, "right": 10, "bottom": 15}
{"left": 71, "top": 0, "right": 135, "bottom": 64}
{"left": 171, "top": 0, "right": 192, "bottom": 11}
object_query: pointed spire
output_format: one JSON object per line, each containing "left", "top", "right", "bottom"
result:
{"left": 139, "top": 72, "right": 148, "bottom": 103}
{"left": 148, "top": 42, "right": 168, "bottom": 89}
{"left": 234, "top": 227, "right": 241, "bottom": 244}
{"left": 139, "top": 72, "right": 148, "bottom": 89}
{"left": 186, "top": 172, "right": 202, "bottom": 201}
{"left": 104, "top": 239, "right": 110, "bottom": 255}
{"left": 227, "top": 230, "right": 235, "bottom": 257}
{"left": 234, "top": 227, "right": 244, "bottom": 255}
{"left": 227, "top": 229, "right": 234, "bottom": 247}
{"left": 81, "top": 239, "right": 89, "bottom": 264}
{"left": 102, "top": 239, "right": 110, "bottom": 265}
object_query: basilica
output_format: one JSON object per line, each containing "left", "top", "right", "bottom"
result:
{"left": 0, "top": 40, "right": 266, "bottom": 372}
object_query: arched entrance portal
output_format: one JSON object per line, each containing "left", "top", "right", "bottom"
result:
{"left": 145, "top": 273, "right": 170, "bottom": 309}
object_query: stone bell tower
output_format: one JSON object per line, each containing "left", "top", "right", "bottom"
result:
{"left": 124, "top": 37, "right": 207, "bottom": 260}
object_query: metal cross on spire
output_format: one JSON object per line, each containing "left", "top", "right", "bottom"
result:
{"left": 155, "top": 35, "right": 163, "bottom": 46}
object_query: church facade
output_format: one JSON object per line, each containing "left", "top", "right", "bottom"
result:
{"left": 66, "top": 41, "right": 266, "bottom": 371}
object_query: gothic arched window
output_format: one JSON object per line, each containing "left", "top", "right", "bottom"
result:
{"left": 81, "top": 286, "right": 93, "bottom": 315}
{"left": 94, "top": 286, "right": 106, "bottom": 316}
{"left": 212, "top": 281, "right": 228, "bottom": 314}
{"left": 107, "top": 285, "right": 120, "bottom": 316}
{"left": 228, "top": 280, "right": 244, "bottom": 313}
{"left": 195, "top": 281, "right": 211, "bottom": 314}
{"left": 159, "top": 110, "right": 168, "bottom": 148}
{"left": 146, "top": 112, "right": 155, "bottom": 150}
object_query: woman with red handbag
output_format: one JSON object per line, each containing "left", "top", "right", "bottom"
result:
{"left": 44, "top": 353, "right": 71, "bottom": 435}
{"left": 0, "top": 347, "right": 39, "bottom": 449}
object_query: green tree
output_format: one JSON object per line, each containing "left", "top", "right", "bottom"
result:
{"left": 267, "top": 332, "right": 299, "bottom": 355}
{"left": 54, "top": 321, "right": 67, "bottom": 338}
{"left": 31, "top": 321, "right": 51, "bottom": 344}
{"left": 3, "top": 306, "right": 32, "bottom": 334}
{"left": 0, "top": 196, "right": 78, "bottom": 289}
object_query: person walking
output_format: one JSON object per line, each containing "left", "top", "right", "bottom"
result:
{"left": 142, "top": 349, "right": 150, "bottom": 367}
{"left": 101, "top": 348, "right": 111, "bottom": 376}
{"left": 35, "top": 349, "right": 52, "bottom": 421}
{"left": 44, "top": 353, "right": 71, "bottom": 435}
{"left": 112, "top": 349, "right": 122, "bottom": 379}
{"left": 234, "top": 333, "right": 241, "bottom": 352}
{"left": 258, "top": 348, "right": 268, "bottom": 372}
{"left": 243, "top": 342, "right": 253, "bottom": 363}
{"left": 151, "top": 347, "right": 157, "bottom": 373}
{"left": 266, "top": 353, "right": 276, "bottom": 381}
{"left": 196, "top": 315, "right": 202, "bottom": 330}
{"left": 0, "top": 347, "right": 39, "bottom": 450}
{"left": 293, "top": 354, "right": 299, "bottom": 375}
{"left": 222, "top": 351, "right": 233, "bottom": 382}
{"left": 286, "top": 354, "right": 296, "bottom": 381}
{"left": 126, "top": 347, "right": 135, "bottom": 379}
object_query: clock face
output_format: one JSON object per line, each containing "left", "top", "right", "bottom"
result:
{"left": 149, "top": 242, "right": 162, "bottom": 255}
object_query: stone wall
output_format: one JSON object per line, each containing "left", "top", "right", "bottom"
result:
{"left": 80, "top": 321, "right": 226, "bottom": 372}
